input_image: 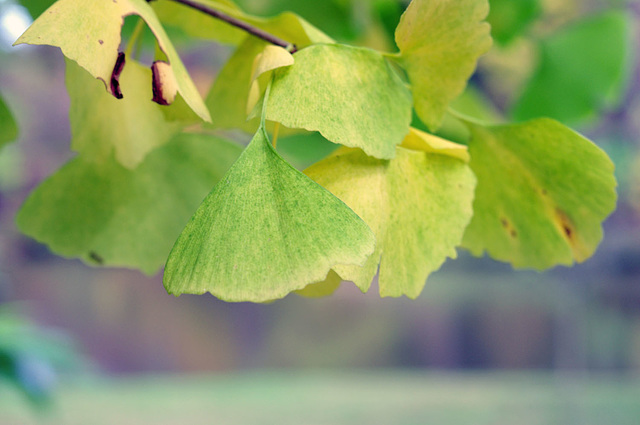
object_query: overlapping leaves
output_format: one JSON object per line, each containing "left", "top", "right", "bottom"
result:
{"left": 305, "top": 133, "right": 476, "bottom": 298}
{"left": 17, "top": 133, "right": 242, "bottom": 274}
{"left": 66, "top": 59, "right": 182, "bottom": 169}
{"left": 163, "top": 120, "right": 375, "bottom": 302}
{"left": 10, "top": 0, "right": 621, "bottom": 303}
{"left": 264, "top": 43, "right": 412, "bottom": 159}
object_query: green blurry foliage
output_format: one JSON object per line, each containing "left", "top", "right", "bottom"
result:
{"left": 0, "top": 93, "right": 18, "bottom": 149}
{"left": 512, "top": 10, "right": 634, "bottom": 125}
{"left": 2, "top": 0, "right": 625, "bottom": 302}
{"left": 0, "top": 306, "right": 85, "bottom": 407}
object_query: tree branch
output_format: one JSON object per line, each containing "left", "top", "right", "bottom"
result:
{"left": 163, "top": 0, "right": 297, "bottom": 53}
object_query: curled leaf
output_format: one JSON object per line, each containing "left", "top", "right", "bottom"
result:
{"left": 151, "top": 60, "right": 178, "bottom": 106}
{"left": 15, "top": 0, "right": 210, "bottom": 121}
{"left": 247, "top": 45, "right": 294, "bottom": 114}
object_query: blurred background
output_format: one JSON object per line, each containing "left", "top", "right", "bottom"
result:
{"left": 0, "top": 0, "right": 639, "bottom": 423}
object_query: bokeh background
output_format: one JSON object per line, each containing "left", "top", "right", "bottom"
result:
{"left": 1, "top": 0, "right": 639, "bottom": 423}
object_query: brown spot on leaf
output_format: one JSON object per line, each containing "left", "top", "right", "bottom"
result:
{"left": 88, "top": 251, "right": 104, "bottom": 264}
{"left": 555, "top": 209, "right": 574, "bottom": 242}
{"left": 110, "top": 51, "right": 126, "bottom": 99}
{"left": 500, "top": 217, "right": 518, "bottom": 239}
{"left": 554, "top": 208, "right": 590, "bottom": 262}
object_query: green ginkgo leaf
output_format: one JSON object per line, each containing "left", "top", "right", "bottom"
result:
{"left": 462, "top": 118, "right": 617, "bottom": 269}
{"left": 163, "top": 124, "right": 375, "bottom": 302}
{"left": 66, "top": 59, "right": 182, "bottom": 169}
{"left": 264, "top": 43, "right": 412, "bottom": 159}
{"left": 16, "top": 133, "right": 242, "bottom": 274}
{"left": 0, "top": 93, "right": 18, "bottom": 150}
{"left": 305, "top": 141, "right": 476, "bottom": 298}
{"left": 15, "top": 0, "right": 210, "bottom": 122}
{"left": 395, "top": 0, "right": 492, "bottom": 131}
{"left": 512, "top": 10, "right": 633, "bottom": 125}
{"left": 487, "top": 0, "right": 541, "bottom": 45}
{"left": 152, "top": 0, "right": 333, "bottom": 47}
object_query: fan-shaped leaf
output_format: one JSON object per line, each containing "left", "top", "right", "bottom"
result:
{"left": 462, "top": 118, "right": 617, "bottom": 269}
{"left": 395, "top": 0, "right": 492, "bottom": 131}
{"left": 306, "top": 139, "right": 475, "bottom": 298}
{"left": 264, "top": 43, "right": 412, "bottom": 159}
{"left": 164, "top": 125, "right": 375, "bottom": 302}
{"left": 16, "top": 133, "right": 242, "bottom": 274}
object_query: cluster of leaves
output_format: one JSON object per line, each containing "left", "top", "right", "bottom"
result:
{"left": 2, "top": 0, "right": 620, "bottom": 302}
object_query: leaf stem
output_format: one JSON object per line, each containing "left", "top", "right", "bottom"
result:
{"left": 164, "top": 0, "right": 297, "bottom": 53}
{"left": 125, "top": 18, "right": 146, "bottom": 58}
{"left": 272, "top": 122, "right": 280, "bottom": 148}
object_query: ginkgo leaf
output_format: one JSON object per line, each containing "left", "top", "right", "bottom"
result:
{"left": 395, "top": 0, "right": 492, "bottom": 131}
{"left": 0, "top": 93, "right": 18, "bottom": 150}
{"left": 462, "top": 118, "right": 617, "bottom": 269}
{"left": 15, "top": 0, "right": 210, "bottom": 121}
{"left": 16, "top": 133, "right": 243, "bottom": 274}
{"left": 264, "top": 43, "right": 412, "bottom": 159}
{"left": 487, "top": 0, "right": 541, "bottom": 45}
{"left": 512, "top": 11, "right": 633, "bottom": 125}
{"left": 247, "top": 45, "right": 294, "bottom": 115}
{"left": 163, "top": 125, "right": 375, "bottom": 302}
{"left": 152, "top": 0, "right": 333, "bottom": 48}
{"left": 305, "top": 144, "right": 476, "bottom": 298}
{"left": 66, "top": 58, "right": 182, "bottom": 169}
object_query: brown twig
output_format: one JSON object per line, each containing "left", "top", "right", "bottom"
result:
{"left": 162, "top": 0, "right": 297, "bottom": 53}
